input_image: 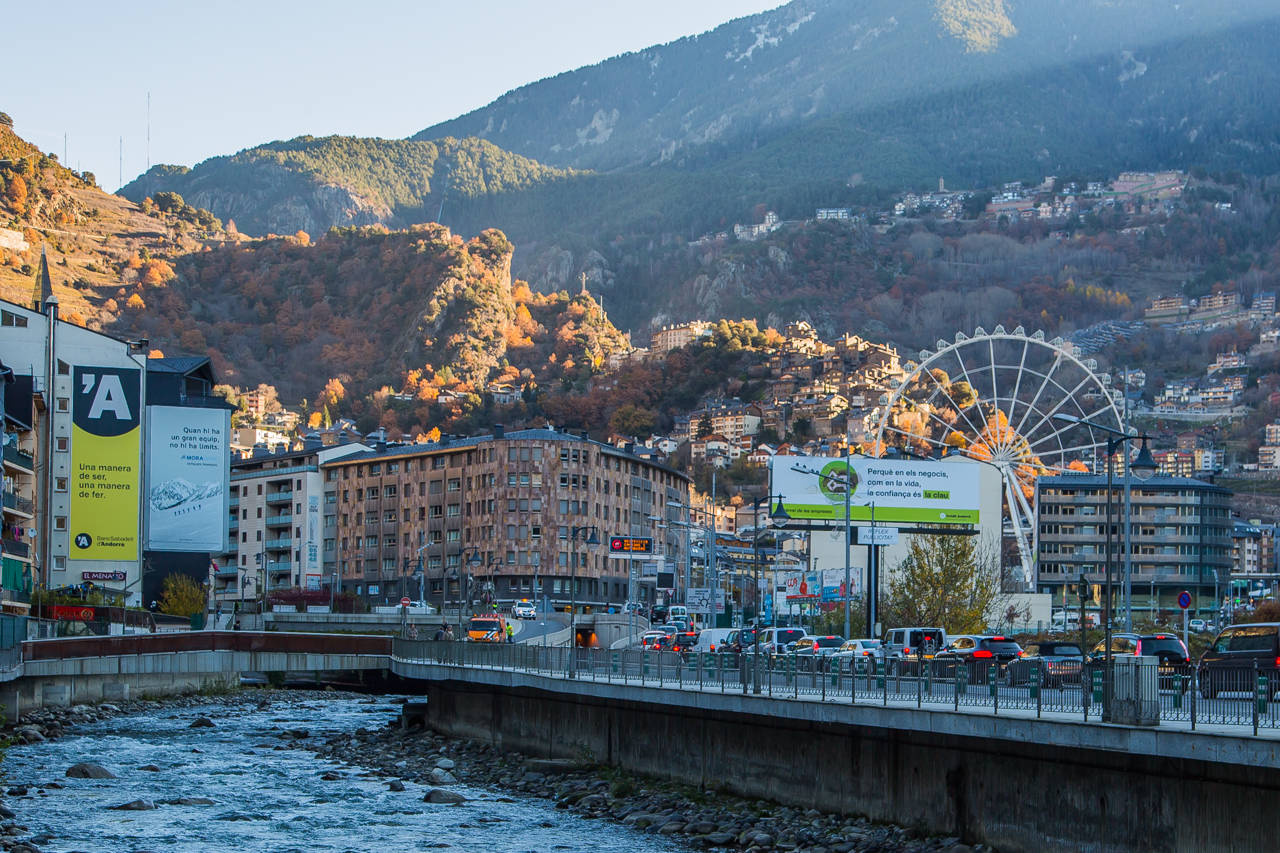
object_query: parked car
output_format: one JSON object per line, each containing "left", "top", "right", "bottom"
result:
{"left": 934, "top": 636, "right": 1024, "bottom": 676}
{"left": 758, "top": 627, "right": 809, "bottom": 655}
{"left": 511, "top": 600, "right": 537, "bottom": 619}
{"left": 883, "top": 627, "right": 946, "bottom": 671}
{"left": 831, "top": 638, "right": 884, "bottom": 666}
{"left": 1198, "top": 623, "right": 1280, "bottom": 698}
{"left": 1188, "top": 618, "right": 1210, "bottom": 633}
{"left": 1087, "top": 632, "right": 1190, "bottom": 691}
{"left": 1006, "top": 640, "right": 1084, "bottom": 686}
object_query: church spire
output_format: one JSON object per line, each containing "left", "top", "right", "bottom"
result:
{"left": 32, "top": 246, "right": 54, "bottom": 312}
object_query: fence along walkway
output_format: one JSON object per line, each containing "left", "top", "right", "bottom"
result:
{"left": 394, "top": 640, "right": 1280, "bottom": 737}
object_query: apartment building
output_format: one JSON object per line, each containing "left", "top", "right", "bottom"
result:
{"left": 215, "top": 440, "right": 369, "bottom": 606}
{"left": 1, "top": 359, "right": 35, "bottom": 612}
{"left": 320, "top": 427, "right": 691, "bottom": 612}
{"left": 1036, "top": 474, "right": 1232, "bottom": 618}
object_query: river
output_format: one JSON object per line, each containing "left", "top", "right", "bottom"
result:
{"left": 2, "top": 694, "right": 692, "bottom": 853}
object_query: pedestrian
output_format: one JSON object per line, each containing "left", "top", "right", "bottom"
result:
{"left": 444, "top": 624, "right": 455, "bottom": 642}
{"left": 505, "top": 622, "right": 514, "bottom": 644}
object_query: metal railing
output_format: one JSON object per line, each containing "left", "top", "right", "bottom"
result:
{"left": 2, "top": 445, "right": 33, "bottom": 471}
{"left": 392, "top": 642, "right": 1280, "bottom": 735}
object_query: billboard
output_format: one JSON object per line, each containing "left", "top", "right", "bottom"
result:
{"left": 146, "top": 406, "right": 230, "bottom": 552}
{"left": 70, "top": 366, "right": 141, "bottom": 561}
{"left": 769, "top": 456, "right": 979, "bottom": 526}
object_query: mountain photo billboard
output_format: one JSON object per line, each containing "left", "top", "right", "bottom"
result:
{"left": 146, "top": 406, "right": 230, "bottom": 552}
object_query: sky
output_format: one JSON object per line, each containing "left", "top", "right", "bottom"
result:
{"left": 7, "top": 1, "right": 785, "bottom": 191}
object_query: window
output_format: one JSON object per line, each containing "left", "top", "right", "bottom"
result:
{"left": 55, "top": 437, "right": 68, "bottom": 452}
{"left": 447, "top": 478, "right": 460, "bottom": 492}
{"left": 388, "top": 462, "right": 399, "bottom": 473}
{"left": 56, "top": 397, "right": 69, "bottom": 412}
{"left": 55, "top": 477, "right": 67, "bottom": 492}
{"left": 0, "top": 310, "right": 28, "bottom": 328}
{"left": 383, "top": 485, "right": 397, "bottom": 498}
{"left": 369, "top": 464, "right": 381, "bottom": 475}
{"left": 531, "top": 473, "right": 542, "bottom": 488}
{"left": 241, "top": 532, "right": 247, "bottom": 543}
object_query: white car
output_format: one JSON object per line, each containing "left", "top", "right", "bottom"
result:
{"left": 511, "top": 600, "right": 537, "bottom": 619}
{"left": 831, "top": 638, "right": 884, "bottom": 663}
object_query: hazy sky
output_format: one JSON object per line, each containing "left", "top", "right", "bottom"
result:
{"left": 7, "top": 1, "right": 784, "bottom": 191}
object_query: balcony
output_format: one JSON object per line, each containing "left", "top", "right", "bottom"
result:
{"left": 2, "top": 491, "right": 33, "bottom": 517}
{"left": 265, "top": 513, "right": 293, "bottom": 527}
{"left": 263, "top": 537, "right": 292, "bottom": 550}
{"left": 229, "top": 497, "right": 240, "bottom": 509}
{"left": 2, "top": 446, "right": 33, "bottom": 473}
{"left": 1, "top": 539, "right": 29, "bottom": 559}
{"left": 265, "top": 490, "right": 294, "bottom": 505}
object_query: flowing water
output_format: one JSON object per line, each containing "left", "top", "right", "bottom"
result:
{"left": 2, "top": 695, "right": 690, "bottom": 853}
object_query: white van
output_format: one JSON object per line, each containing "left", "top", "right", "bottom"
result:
{"left": 694, "top": 628, "right": 735, "bottom": 653}
{"left": 668, "top": 605, "right": 689, "bottom": 623}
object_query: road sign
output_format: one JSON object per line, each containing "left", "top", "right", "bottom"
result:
{"left": 855, "top": 526, "right": 899, "bottom": 546}
{"left": 1177, "top": 590, "right": 1192, "bottom": 610}
{"left": 686, "top": 587, "right": 712, "bottom": 611}
{"left": 609, "top": 536, "right": 653, "bottom": 554}
{"left": 401, "top": 597, "right": 412, "bottom": 607}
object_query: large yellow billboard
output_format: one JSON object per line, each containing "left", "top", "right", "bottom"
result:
{"left": 70, "top": 366, "right": 141, "bottom": 561}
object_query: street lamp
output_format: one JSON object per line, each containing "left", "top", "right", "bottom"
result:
{"left": 1053, "top": 413, "right": 1157, "bottom": 721}
{"left": 460, "top": 548, "right": 483, "bottom": 634}
{"left": 751, "top": 494, "right": 790, "bottom": 694}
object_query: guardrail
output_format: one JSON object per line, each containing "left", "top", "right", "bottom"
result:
{"left": 393, "top": 641, "right": 1280, "bottom": 736}
{"left": 24, "top": 630, "right": 392, "bottom": 660}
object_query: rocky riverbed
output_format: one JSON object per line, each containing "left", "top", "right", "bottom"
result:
{"left": 2, "top": 692, "right": 992, "bottom": 853}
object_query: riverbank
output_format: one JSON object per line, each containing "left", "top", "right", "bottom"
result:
{"left": 292, "top": 710, "right": 989, "bottom": 853}
{"left": 5, "top": 691, "right": 991, "bottom": 853}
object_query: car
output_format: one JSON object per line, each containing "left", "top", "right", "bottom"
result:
{"left": 1198, "top": 623, "right": 1280, "bottom": 698}
{"left": 831, "top": 638, "right": 885, "bottom": 666}
{"left": 758, "top": 626, "right": 809, "bottom": 655}
{"left": 1006, "top": 640, "right": 1084, "bottom": 686}
{"left": 670, "top": 631, "right": 700, "bottom": 654}
{"left": 883, "top": 627, "right": 946, "bottom": 671}
{"left": 640, "top": 630, "right": 667, "bottom": 650}
{"left": 693, "top": 628, "right": 736, "bottom": 653}
{"left": 1188, "top": 618, "right": 1210, "bottom": 633}
{"left": 1087, "top": 632, "right": 1190, "bottom": 691}
{"left": 934, "top": 636, "right": 1024, "bottom": 676}
{"left": 794, "top": 635, "right": 846, "bottom": 657}
{"left": 511, "top": 600, "right": 537, "bottom": 620}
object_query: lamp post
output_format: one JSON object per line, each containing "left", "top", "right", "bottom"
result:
{"left": 751, "top": 494, "right": 790, "bottom": 694}
{"left": 460, "top": 548, "right": 483, "bottom": 634}
{"left": 1054, "top": 413, "right": 1157, "bottom": 721}
{"left": 568, "top": 525, "right": 601, "bottom": 677}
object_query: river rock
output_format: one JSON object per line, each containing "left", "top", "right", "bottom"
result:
{"left": 523, "top": 758, "right": 582, "bottom": 774}
{"left": 161, "top": 797, "right": 216, "bottom": 806}
{"left": 66, "top": 763, "right": 116, "bottom": 779}
{"left": 112, "top": 799, "right": 157, "bottom": 810}
{"left": 424, "top": 788, "right": 467, "bottom": 804}
{"left": 320, "top": 771, "right": 342, "bottom": 781}
{"left": 16, "top": 726, "right": 45, "bottom": 743}
{"left": 429, "top": 768, "right": 457, "bottom": 785}
{"left": 189, "top": 717, "right": 216, "bottom": 728}
{"left": 138, "top": 764, "right": 162, "bottom": 772}
{"left": 705, "top": 832, "right": 737, "bottom": 845}
{"left": 435, "top": 757, "right": 455, "bottom": 770}
{"left": 388, "top": 780, "right": 406, "bottom": 792}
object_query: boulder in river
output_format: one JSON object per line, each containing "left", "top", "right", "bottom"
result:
{"left": 424, "top": 788, "right": 467, "bottom": 805}
{"left": 388, "top": 780, "right": 406, "bottom": 792}
{"left": 66, "top": 763, "right": 116, "bottom": 779}
{"left": 189, "top": 717, "right": 216, "bottom": 728}
{"left": 429, "top": 768, "right": 457, "bottom": 785}
{"left": 111, "top": 799, "right": 157, "bottom": 810}
{"left": 138, "top": 764, "right": 162, "bottom": 772}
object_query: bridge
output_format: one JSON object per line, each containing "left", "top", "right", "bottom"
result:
{"left": 5, "top": 632, "right": 391, "bottom": 714}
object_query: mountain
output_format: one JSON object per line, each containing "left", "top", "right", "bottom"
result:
{"left": 413, "top": 0, "right": 1280, "bottom": 172}
{"left": 0, "top": 117, "right": 231, "bottom": 330}
{"left": 120, "top": 135, "right": 577, "bottom": 237}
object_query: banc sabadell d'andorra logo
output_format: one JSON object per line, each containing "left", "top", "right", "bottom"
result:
{"left": 818, "top": 460, "right": 857, "bottom": 503}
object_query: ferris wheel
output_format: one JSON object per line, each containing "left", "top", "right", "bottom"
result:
{"left": 873, "top": 326, "right": 1124, "bottom": 583}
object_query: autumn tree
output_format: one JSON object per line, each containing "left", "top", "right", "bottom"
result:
{"left": 158, "top": 573, "right": 207, "bottom": 617}
{"left": 4, "top": 174, "right": 26, "bottom": 208}
{"left": 882, "top": 532, "right": 1004, "bottom": 634}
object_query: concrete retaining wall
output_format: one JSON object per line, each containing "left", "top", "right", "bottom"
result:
{"left": 402, "top": 663, "right": 1280, "bottom": 853}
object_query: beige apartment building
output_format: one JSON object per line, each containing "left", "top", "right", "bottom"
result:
{"left": 321, "top": 427, "right": 691, "bottom": 612}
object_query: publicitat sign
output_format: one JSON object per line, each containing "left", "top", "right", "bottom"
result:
{"left": 146, "top": 405, "right": 229, "bottom": 552}
{"left": 70, "top": 366, "right": 141, "bottom": 560}
{"left": 769, "top": 456, "right": 979, "bottom": 526}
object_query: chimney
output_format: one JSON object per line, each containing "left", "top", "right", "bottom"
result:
{"left": 493, "top": 424, "right": 505, "bottom": 439}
